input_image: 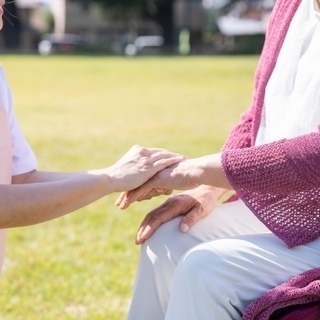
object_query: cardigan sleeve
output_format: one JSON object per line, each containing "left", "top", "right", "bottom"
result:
{"left": 222, "top": 132, "right": 320, "bottom": 248}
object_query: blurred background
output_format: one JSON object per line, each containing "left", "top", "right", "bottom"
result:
{"left": 2, "top": 0, "right": 276, "bottom": 56}
{"left": 0, "top": 1, "right": 275, "bottom": 319}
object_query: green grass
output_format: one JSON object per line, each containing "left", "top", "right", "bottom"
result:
{"left": 0, "top": 55, "right": 258, "bottom": 319}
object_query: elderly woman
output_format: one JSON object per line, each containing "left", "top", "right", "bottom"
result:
{"left": 117, "top": 0, "right": 320, "bottom": 319}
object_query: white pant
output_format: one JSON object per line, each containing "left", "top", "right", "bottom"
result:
{"left": 127, "top": 200, "right": 320, "bottom": 320}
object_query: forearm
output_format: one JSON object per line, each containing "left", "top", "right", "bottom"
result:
{"left": 12, "top": 170, "right": 83, "bottom": 184}
{"left": 1, "top": 172, "right": 111, "bottom": 228}
{"left": 195, "top": 153, "right": 233, "bottom": 190}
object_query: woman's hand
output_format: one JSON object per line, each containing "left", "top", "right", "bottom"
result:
{"left": 115, "top": 153, "right": 231, "bottom": 209}
{"left": 134, "top": 185, "right": 225, "bottom": 244}
{"left": 106, "top": 145, "right": 185, "bottom": 193}
{"left": 115, "top": 158, "right": 202, "bottom": 209}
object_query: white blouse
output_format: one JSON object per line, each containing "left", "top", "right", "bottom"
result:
{"left": 255, "top": 0, "right": 320, "bottom": 146}
{"left": 0, "top": 65, "right": 37, "bottom": 175}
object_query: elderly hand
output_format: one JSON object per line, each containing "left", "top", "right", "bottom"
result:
{"left": 115, "top": 158, "right": 201, "bottom": 209}
{"left": 115, "top": 153, "right": 231, "bottom": 209}
{"left": 107, "top": 145, "right": 185, "bottom": 192}
{"left": 133, "top": 185, "right": 224, "bottom": 244}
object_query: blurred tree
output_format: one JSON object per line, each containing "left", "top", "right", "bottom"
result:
{"left": 70, "top": 0, "right": 174, "bottom": 47}
{"left": 145, "top": 0, "right": 174, "bottom": 46}
{"left": 2, "top": 1, "right": 21, "bottom": 50}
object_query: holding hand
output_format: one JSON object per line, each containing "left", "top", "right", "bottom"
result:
{"left": 115, "top": 153, "right": 231, "bottom": 209}
{"left": 106, "top": 145, "right": 185, "bottom": 193}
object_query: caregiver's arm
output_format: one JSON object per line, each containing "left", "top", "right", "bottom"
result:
{"left": 1, "top": 145, "right": 184, "bottom": 228}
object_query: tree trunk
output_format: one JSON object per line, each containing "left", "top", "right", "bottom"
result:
{"left": 146, "top": 0, "right": 174, "bottom": 48}
{"left": 156, "top": 0, "right": 174, "bottom": 46}
{"left": 2, "top": 2, "right": 21, "bottom": 50}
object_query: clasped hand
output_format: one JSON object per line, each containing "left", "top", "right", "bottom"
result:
{"left": 108, "top": 145, "right": 185, "bottom": 192}
{"left": 115, "top": 157, "right": 203, "bottom": 209}
{"left": 115, "top": 152, "right": 228, "bottom": 244}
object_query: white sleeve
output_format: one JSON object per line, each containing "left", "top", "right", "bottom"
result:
{"left": 1, "top": 67, "right": 38, "bottom": 175}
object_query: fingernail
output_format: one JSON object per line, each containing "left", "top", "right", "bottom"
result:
{"left": 181, "top": 223, "right": 189, "bottom": 232}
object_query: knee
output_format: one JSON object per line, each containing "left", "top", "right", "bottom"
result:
{"left": 177, "top": 246, "right": 216, "bottom": 278}
{"left": 174, "top": 241, "right": 234, "bottom": 286}
{"left": 140, "top": 217, "right": 182, "bottom": 265}
{"left": 139, "top": 215, "right": 206, "bottom": 269}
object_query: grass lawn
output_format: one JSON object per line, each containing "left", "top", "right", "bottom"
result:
{"left": 0, "top": 55, "right": 258, "bottom": 319}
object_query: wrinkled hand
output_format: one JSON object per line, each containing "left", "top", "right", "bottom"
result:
{"left": 133, "top": 185, "right": 221, "bottom": 244}
{"left": 116, "top": 158, "right": 202, "bottom": 209}
{"left": 108, "top": 145, "right": 184, "bottom": 192}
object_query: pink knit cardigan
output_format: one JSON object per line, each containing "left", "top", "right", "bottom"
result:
{"left": 220, "top": 0, "right": 320, "bottom": 318}
{"left": 221, "top": 0, "right": 320, "bottom": 249}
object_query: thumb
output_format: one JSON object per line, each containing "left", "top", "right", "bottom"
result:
{"left": 179, "top": 207, "right": 202, "bottom": 233}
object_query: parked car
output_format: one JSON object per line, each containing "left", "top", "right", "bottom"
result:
{"left": 124, "top": 35, "right": 165, "bottom": 56}
{"left": 38, "top": 33, "right": 165, "bottom": 56}
{"left": 38, "top": 33, "right": 88, "bottom": 55}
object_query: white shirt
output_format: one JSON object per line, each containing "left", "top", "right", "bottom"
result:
{"left": 0, "top": 66, "right": 38, "bottom": 272}
{"left": 0, "top": 65, "right": 37, "bottom": 175}
{"left": 255, "top": 0, "right": 320, "bottom": 145}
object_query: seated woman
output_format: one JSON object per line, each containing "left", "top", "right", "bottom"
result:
{"left": 117, "top": 0, "right": 320, "bottom": 319}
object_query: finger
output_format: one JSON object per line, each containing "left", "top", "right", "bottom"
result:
{"left": 147, "top": 156, "right": 183, "bottom": 178}
{"left": 135, "top": 211, "right": 155, "bottom": 244}
{"left": 136, "top": 198, "right": 178, "bottom": 243}
{"left": 116, "top": 190, "right": 135, "bottom": 209}
{"left": 179, "top": 206, "right": 205, "bottom": 233}
{"left": 136, "top": 188, "right": 172, "bottom": 202}
{"left": 118, "top": 190, "right": 154, "bottom": 210}
{"left": 150, "top": 151, "right": 185, "bottom": 164}
{"left": 119, "top": 182, "right": 154, "bottom": 209}
{"left": 117, "top": 190, "right": 140, "bottom": 209}
{"left": 115, "top": 191, "right": 127, "bottom": 207}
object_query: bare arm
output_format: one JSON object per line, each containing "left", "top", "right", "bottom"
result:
{"left": 12, "top": 170, "right": 83, "bottom": 185}
{"left": 1, "top": 145, "right": 184, "bottom": 228}
{"left": 116, "top": 153, "right": 232, "bottom": 209}
{"left": 2, "top": 172, "right": 110, "bottom": 227}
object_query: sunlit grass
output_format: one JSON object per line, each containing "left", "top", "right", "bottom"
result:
{"left": 0, "top": 55, "right": 258, "bottom": 319}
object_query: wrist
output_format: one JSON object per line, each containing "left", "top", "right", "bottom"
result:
{"left": 196, "top": 184, "right": 227, "bottom": 199}
{"left": 196, "top": 153, "right": 232, "bottom": 190}
{"left": 88, "top": 168, "right": 116, "bottom": 195}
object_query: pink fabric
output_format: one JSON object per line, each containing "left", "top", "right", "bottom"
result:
{"left": 242, "top": 268, "right": 320, "bottom": 320}
{"left": 0, "top": 107, "right": 13, "bottom": 272}
{"left": 219, "top": 0, "right": 320, "bottom": 318}
{"left": 221, "top": 0, "right": 302, "bottom": 152}
{"left": 272, "top": 302, "right": 320, "bottom": 320}
{"left": 220, "top": 0, "right": 320, "bottom": 249}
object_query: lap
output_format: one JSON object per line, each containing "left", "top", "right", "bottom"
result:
{"left": 162, "top": 203, "right": 320, "bottom": 320}
{"left": 144, "top": 200, "right": 270, "bottom": 264}
{"left": 145, "top": 199, "right": 320, "bottom": 281}
{"left": 133, "top": 200, "right": 320, "bottom": 320}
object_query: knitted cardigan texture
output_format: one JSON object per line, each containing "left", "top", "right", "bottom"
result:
{"left": 221, "top": 0, "right": 320, "bottom": 249}
{"left": 220, "top": 0, "right": 320, "bottom": 318}
{"left": 242, "top": 267, "right": 320, "bottom": 319}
